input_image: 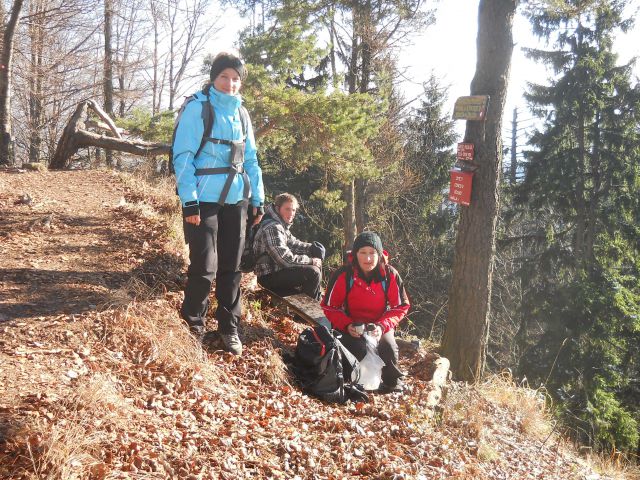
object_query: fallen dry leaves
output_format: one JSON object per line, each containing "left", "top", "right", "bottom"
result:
{"left": 0, "top": 169, "right": 635, "bottom": 479}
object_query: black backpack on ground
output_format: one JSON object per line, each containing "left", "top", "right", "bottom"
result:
{"left": 289, "top": 325, "right": 369, "bottom": 404}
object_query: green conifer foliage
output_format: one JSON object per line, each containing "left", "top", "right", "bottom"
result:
{"left": 516, "top": 0, "right": 640, "bottom": 452}
{"left": 222, "top": 0, "right": 433, "bottom": 249}
{"left": 219, "top": 0, "right": 384, "bottom": 258}
{"left": 371, "top": 76, "right": 457, "bottom": 338}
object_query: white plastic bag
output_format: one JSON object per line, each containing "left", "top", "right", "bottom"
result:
{"left": 358, "top": 332, "right": 386, "bottom": 390}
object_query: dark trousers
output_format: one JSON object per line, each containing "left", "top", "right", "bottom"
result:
{"left": 258, "top": 265, "right": 322, "bottom": 300}
{"left": 339, "top": 330, "right": 403, "bottom": 386}
{"left": 181, "top": 201, "right": 247, "bottom": 334}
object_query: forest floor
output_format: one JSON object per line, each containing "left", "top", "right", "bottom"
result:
{"left": 0, "top": 169, "right": 636, "bottom": 479}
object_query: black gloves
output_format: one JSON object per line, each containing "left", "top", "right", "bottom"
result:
{"left": 310, "top": 241, "right": 326, "bottom": 260}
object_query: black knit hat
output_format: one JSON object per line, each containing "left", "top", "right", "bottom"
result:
{"left": 352, "top": 231, "right": 383, "bottom": 258}
{"left": 209, "top": 53, "right": 247, "bottom": 82}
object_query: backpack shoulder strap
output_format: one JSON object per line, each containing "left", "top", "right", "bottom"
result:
{"left": 195, "top": 90, "right": 215, "bottom": 158}
{"left": 344, "top": 264, "right": 391, "bottom": 315}
{"left": 382, "top": 264, "right": 391, "bottom": 307}
{"left": 343, "top": 267, "right": 354, "bottom": 317}
{"left": 238, "top": 105, "right": 249, "bottom": 140}
{"left": 169, "top": 94, "right": 200, "bottom": 175}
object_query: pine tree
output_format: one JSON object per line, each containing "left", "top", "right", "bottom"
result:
{"left": 223, "top": 0, "right": 433, "bottom": 248}
{"left": 220, "top": 3, "right": 384, "bottom": 258}
{"left": 516, "top": 0, "right": 640, "bottom": 452}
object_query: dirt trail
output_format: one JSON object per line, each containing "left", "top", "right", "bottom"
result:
{"left": 0, "top": 170, "right": 617, "bottom": 480}
{"left": 0, "top": 169, "right": 184, "bottom": 404}
{"left": 0, "top": 170, "right": 141, "bottom": 320}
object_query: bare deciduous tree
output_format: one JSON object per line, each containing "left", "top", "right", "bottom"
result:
{"left": 164, "top": 0, "right": 220, "bottom": 110}
{"left": 113, "top": 0, "right": 151, "bottom": 116}
{"left": 14, "top": 0, "right": 103, "bottom": 166}
{"left": 26, "top": 0, "right": 45, "bottom": 163}
{"left": 0, "top": 0, "right": 25, "bottom": 166}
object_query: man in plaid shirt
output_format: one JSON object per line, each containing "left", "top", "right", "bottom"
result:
{"left": 253, "top": 193, "right": 325, "bottom": 300}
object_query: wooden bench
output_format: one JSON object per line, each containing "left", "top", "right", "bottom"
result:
{"left": 273, "top": 292, "right": 332, "bottom": 330}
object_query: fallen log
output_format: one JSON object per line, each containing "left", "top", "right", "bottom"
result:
{"left": 50, "top": 100, "right": 170, "bottom": 170}
{"left": 425, "top": 357, "right": 450, "bottom": 407}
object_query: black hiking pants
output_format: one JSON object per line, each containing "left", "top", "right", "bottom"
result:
{"left": 339, "top": 330, "right": 403, "bottom": 386}
{"left": 257, "top": 265, "right": 322, "bottom": 300}
{"left": 181, "top": 201, "right": 247, "bottom": 335}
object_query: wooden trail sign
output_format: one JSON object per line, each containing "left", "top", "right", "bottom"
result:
{"left": 452, "top": 95, "right": 490, "bottom": 121}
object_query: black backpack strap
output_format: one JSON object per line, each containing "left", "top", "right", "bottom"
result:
{"left": 194, "top": 165, "right": 249, "bottom": 205}
{"left": 344, "top": 268, "right": 354, "bottom": 317}
{"left": 382, "top": 264, "right": 391, "bottom": 310}
{"left": 335, "top": 336, "right": 360, "bottom": 384}
{"left": 198, "top": 94, "right": 249, "bottom": 151}
{"left": 195, "top": 91, "right": 215, "bottom": 158}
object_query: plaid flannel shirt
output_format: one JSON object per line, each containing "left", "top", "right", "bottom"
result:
{"left": 253, "top": 204, "right": 313, "bottom": 277}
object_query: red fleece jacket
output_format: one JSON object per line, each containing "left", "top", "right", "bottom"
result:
{"left": 321, "top": 263, "right": 410, "bottom": 333}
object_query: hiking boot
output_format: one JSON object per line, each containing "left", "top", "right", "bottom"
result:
{"left": 189, "top": 326, "right": 205, "bottom": 343}
{"left": 220, "top": 333, "right": 243, "bottom": 355}
{"left": 377, "top": 379, "right": 405, "bottom": 394}
{"left": 201, "top": 331, "right": 219, "bottom": 349}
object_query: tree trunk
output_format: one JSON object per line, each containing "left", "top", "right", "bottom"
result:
{"left": 441, "top": 0, "right": 517, "bottom": 382}
{"left": 510, "top": 107, "right": 517, "bottom": 185}
{"left": 354, "top": 178, "right": 367, "bottom": 234}
{"left": 341, "top": 7, "right": 360, "bottom": 249}
{"left": 343, "top": 180, "right": 357, "bottom": 251}
{"left": 575, "top": 97, "right": 589, "bottom": 264}
{"left": 151, "top": 0, "right": 160, "bottom": 115}
{"left": 0, "top": 0, "right": 25, "bottom": 166}
{"left": 354, "top": 0, "right": 372, "bottom": 234}
{"left": 168, "top": 1, "right": 176, "bottom": 110}
{"left": 328, "top": 6, "right": 338, "bottom": 88}
{"left": 585, "top": 111, "right": 601, "bottom": 264}
{"left": 104, "top": 0, "right": 115, "bottom": 167}
{"left": 28, "top": 0, "right": 45, "bottom": 164}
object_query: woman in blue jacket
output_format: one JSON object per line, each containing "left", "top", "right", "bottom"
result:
{"left": 172, "top": 52, "right": 265, "bottom": 355}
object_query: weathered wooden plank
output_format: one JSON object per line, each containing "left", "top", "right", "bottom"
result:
{"left": 277, "top": 293, "right": 332, "bottom": 330}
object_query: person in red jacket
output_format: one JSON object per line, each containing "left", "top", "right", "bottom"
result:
{"left": 321, "top": 231, "right": 410, "bottom": 392}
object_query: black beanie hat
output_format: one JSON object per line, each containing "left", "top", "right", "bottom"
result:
{"left": 352, "top": 231, "right": 383, "bottom": 258}
{"left": 209, "top": 53, "right": 247, "bottom": 82}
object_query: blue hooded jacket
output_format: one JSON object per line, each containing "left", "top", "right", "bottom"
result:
{"left": 172, "top": 87, "right": 264, "bottom": 209}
